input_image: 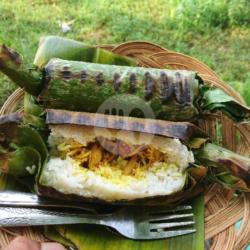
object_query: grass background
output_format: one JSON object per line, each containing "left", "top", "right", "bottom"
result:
{"left": 0, "top": 0, "right": 249, "bottom": 106}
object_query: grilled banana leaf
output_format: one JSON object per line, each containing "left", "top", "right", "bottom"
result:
{"left": 23, "top": 36, "right": 137, "bottom": 132}
{"left": 0, "top": 44, "right": 249, "bottom": 122}
{"left": 194, "top": 143, "right": 250, "bottom": 191}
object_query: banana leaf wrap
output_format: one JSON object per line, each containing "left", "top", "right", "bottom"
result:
{"left": 40, "top": 59, "right": 201, "bottom": 121}
{"left": 0, "top": 110, "right": 249, "bottom": 205}
{"left": 35, "top": 109, "right": 250, "bottom": 206}
{"left": 0, "top": 44, "right": 249, "bottom": 122}
{"left": 22, "top": 36, "right": 137, "bottom": 134}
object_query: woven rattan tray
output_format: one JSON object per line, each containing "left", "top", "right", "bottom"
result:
{"left": 0, "top": 41, "right": 250, "bottom": 250}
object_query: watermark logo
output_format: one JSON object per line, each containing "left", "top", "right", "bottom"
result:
{"left": 93, "top": 94, "right": 156, "bottom": 154}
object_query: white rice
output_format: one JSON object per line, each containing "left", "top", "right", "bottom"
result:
{"left": 40, "top": 157, "right": 187, "bottom": 201}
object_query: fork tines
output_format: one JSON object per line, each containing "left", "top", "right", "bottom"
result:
{"left": 148, "top": 205, "right": 196, "bottom": 237}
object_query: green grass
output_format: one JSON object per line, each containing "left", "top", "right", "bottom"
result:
{"left": 0, "top": 0, "right": 249, "bottom": 105}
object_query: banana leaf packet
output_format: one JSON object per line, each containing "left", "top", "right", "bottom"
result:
{"left": 0, "top": 36, "right": 249, "bottom": 123}
{"left": 0, "top": 111, "right": 249, "bottom": 206}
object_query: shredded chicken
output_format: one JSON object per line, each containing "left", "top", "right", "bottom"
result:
{"left": 57, "top": 138, "right": 166, "bottom": 176}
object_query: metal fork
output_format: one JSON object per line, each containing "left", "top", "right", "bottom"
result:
{"left": 0, "top": 205, "right": 195, "bottom": 240}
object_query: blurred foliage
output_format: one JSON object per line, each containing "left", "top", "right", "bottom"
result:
{"left": 0, "top": 0, "right": 249, "bottom": 105}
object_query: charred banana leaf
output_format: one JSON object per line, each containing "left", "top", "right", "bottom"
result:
{"left": 40, "top": 59, "right": 200, "bottom": 121}
{"left": 23, "top": 36, "right": 137, "bottom": 133}
{"left": 36, "top": 109, "right": 250, "bottom": 206}
{"left": 0, "top": 45, "right": 43, "bottom": 95}
{"left": 0, "top": 44, "right": 249, "bottom": 122}
{"left": 194, "top": 143, "right": 250, "bottom": 191}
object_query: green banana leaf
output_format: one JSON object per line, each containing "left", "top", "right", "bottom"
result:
{"left": 0, "top": 173, "right": 25, "bottom": 190}
{"left": 23, "top": 93, "right": 48, "bottom": 140}
{"left": 13, "top": 126, "right": 48, "bottom": 163}
{"left": 24, "top": 93, "right": 45, "bottom": 118}
{"left": 200, "top": 86, "right": 250, "bottom": 122}
{"left": 33, "top": 36, "right": 137, "bottom": 68}
{"left": 0, "top": 114, "right": 48, "bottom": 188}
{"left": 6, "top": 145, "right": 42, "bottom": 190}
{"left": 44, "top": 195, "right": 204, "bottom": 250}
{"left": 7, "top": 147, "right": 41, "bottom": 176}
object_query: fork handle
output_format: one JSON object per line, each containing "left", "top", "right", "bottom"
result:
{"left": 0, "top": 207, "right": 108, "bottom": 227}
{"left": 0, "top": 191, "right": 97, "bottom": 213}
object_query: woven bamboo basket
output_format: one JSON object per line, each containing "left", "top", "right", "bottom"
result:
{"left": 0, "top": 41, "right": 250, "bottom": 250}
